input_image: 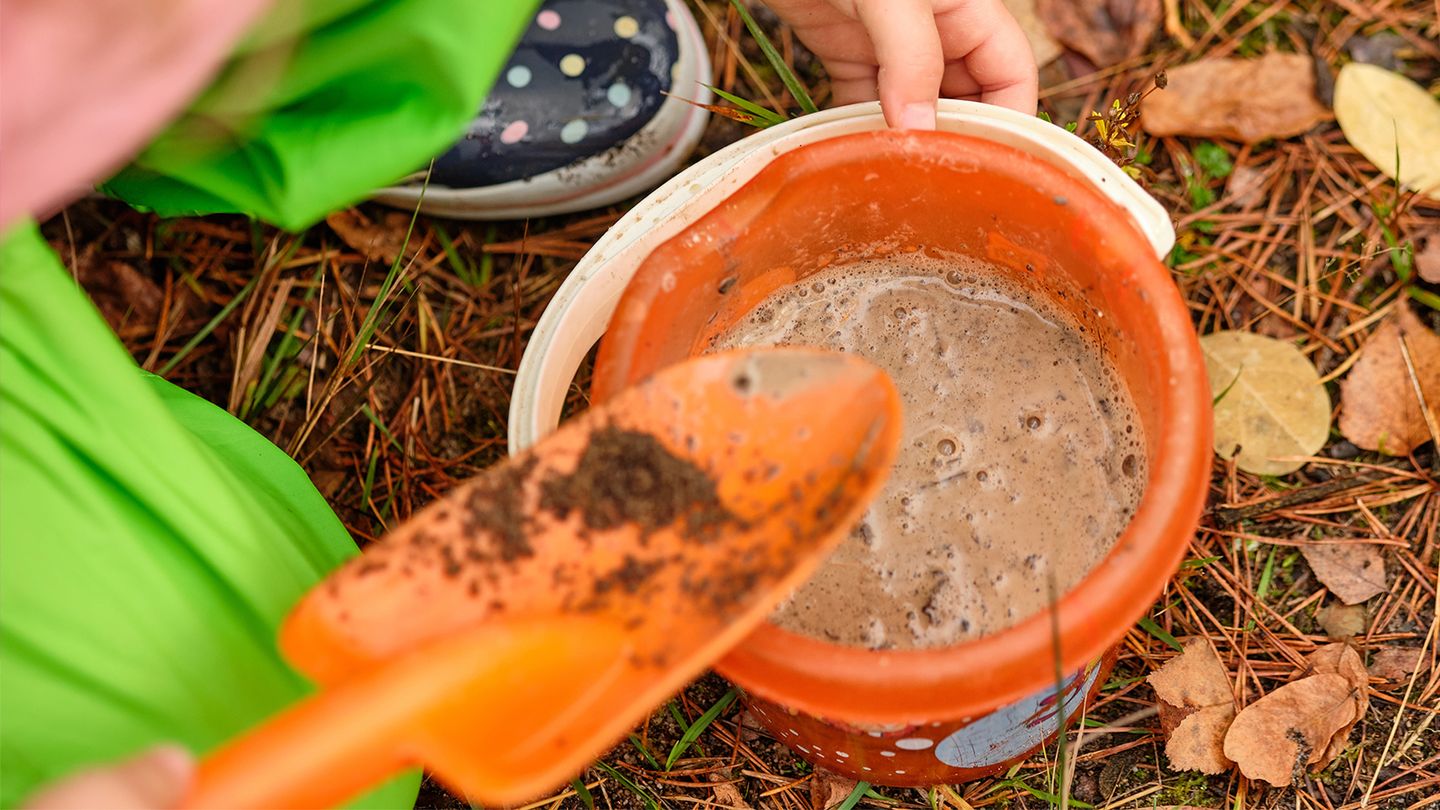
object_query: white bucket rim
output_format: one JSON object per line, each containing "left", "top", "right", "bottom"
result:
{"left": 508, "top": 100, "right": 1176, "bottom": 453}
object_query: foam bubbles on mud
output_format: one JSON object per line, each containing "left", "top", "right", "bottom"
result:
{"left": 712, "top": 252, "right": 1148, "bottom": 650}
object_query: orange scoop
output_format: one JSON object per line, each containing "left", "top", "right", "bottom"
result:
{"left": 183, "top": 348, "right": 901, "bottom": 809}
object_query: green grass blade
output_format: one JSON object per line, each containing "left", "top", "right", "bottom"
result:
{"left": 249, "top": 267, "right": 324, "bottom": 417}
{"left": 1137, "top": 615, "right": 1183, "bottom": 652}
{"left": 479, "top": 224, "right": 497, "bottom": 286}
{"left": 864, "top": 785, "right": 900, "bottom": 803}
{"left": 666, "top": 689, "right": 737, "bottom": 769}
{"left": 1181, "top": 555, "right": 1221, "bottom": 570}
{"left": 359, "top": 404, "right": 403, "bottom": 452}
{"left": 571, "top": 778, "right": 594, "bottom": 810}
{"left": 728, "top": 0, "right": 818, "bottom": 114}
{"left": 1406, "top": 284, "right": 1440, "bottom": 312}
{"left": 1246, "top": 546, "right": 1278, "bottom": 631}
{"left": 593, "top": 762, "right": 658, "bottom": 810}
{"left": 667, "top": 699, "right": 690, "bottom": 732}
{"left": 705, "top": 84, "right": 787, "bottom": 125}
{"left": 360, "top": 446, "right": 379, "bottom": 509}
{"left": 347, "top": 166, "right": 431, "bottom": 368}
{"left": 1047, "top": 571, "right": 1069, "bottom": 808}
{"left": 1009, "top": 780, "right": 1095, "bottom": 808}
{"left": 157, "top": 275, "right": 260, "bottom": 376}
{"left": 1256, "top": 546, "right": 1277, "bottom": 601}
{"left": 1212, "top": 364, "right": 1244, "bottom": 406}
{"left": 836, "top": 781, "right": 870, "bottom": 810}
{"left": 434, "top": 223, "right": 480, "bottom": 286}
{"left": 628, "top": 733, "right": 662, "bottom": 769}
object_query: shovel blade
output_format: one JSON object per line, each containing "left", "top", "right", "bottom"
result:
{"left": 189, "top": 349, "right": 902, "bottom": 808}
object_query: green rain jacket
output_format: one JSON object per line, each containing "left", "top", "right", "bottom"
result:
{"left": 0, "top": 1, "right": 536, "bottom": 805}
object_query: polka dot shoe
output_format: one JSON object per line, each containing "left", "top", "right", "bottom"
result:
{"left": 375, "top": 0, "right": 712, "bottom": 220}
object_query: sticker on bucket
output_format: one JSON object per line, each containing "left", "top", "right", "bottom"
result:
{"left": 933, "top": 662, "right": 1103, "bottom": 768}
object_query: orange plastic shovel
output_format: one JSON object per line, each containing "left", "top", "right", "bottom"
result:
{"left": 182, "top": 348, "right": 901, "bottom": 809}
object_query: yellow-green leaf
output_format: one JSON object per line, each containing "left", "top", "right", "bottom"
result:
{"left": 1200, "top": 331, "right": 1331, "bottom": 475}
{"left": 1333, "top": 63, "right": 1440, "bottom": 199}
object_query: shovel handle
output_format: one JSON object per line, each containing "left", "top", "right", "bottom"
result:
{"left": 183, "top": 617, "right": 627, "bottom": 809}
{"left": 183, "top": 672, "right": 412, "bottom": 809}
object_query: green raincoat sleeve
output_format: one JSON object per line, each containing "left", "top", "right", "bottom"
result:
{"left": 102, "top": 0, "right": 537, "bottom": 231}
{"left": 0, "top": 222, "right": 412, "bottom": 807}
{"left": 1, "top": 0, "right": 537, "bottom": 804}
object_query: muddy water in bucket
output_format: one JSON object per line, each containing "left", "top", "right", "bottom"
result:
{"left": 593, "top": 130, "right": 1213, "bottom": 787}
{"left": 710, "top": 254, "right": 1147, "bottom": 650}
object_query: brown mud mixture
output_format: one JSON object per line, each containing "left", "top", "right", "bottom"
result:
{"left": 711, "top": 253, "right": 1149, "bottom": 650}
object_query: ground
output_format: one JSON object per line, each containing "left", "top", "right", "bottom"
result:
{"left": 39, "top": 0, "right": 1438, "bottom": 807}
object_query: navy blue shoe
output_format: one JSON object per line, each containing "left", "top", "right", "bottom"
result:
{"left": 376, "top": 0, "right": 712, "bottom": 219}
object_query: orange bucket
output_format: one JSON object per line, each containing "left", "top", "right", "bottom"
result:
{"left": 592, "top": 130, "right": 1212, "bottom": 786}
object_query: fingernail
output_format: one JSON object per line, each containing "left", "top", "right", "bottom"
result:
{"left": 143, "top": 745, "right": 195, "bottom": 784}
{"left": 121, "top": 744, "right": 195, "bottom": 806}
{"left": 900, "top": 102, "right": 936, "bottom": 131}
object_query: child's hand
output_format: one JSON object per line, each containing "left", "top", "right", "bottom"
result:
{"left": 22, "top": 746, "right": 193, "bottom": 810}
{"left": 759, "top": 0, "right": 1038, "bottom": 127}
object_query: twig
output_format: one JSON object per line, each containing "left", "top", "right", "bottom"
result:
{"left": 1211, "top": 474, "right": 1380, "bottom": 525}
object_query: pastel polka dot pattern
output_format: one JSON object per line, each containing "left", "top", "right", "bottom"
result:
{"left": 559, "top": 53, "right": 585, "bottom": 77}
{"left": 499, "top": 121, "right": 528, "bottom": 144}
{"left": 560, "top": 119, "right": 589, "bottom": 144}
{"left": 428, "top": 0, "right": 682, "bottom": 189}
{"left": 506, "top": 65, "right": 532, "bottom": 88}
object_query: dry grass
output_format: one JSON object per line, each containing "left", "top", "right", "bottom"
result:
{"left": 40, "top": 0, "right": 1438, "bottom": 807}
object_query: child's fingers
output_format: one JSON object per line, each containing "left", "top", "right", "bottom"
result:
{"left": 854, "top": 0, "right": 945, "bottom": 129}
{"left": 22, "top": 745, "right": 194, "bottom": 810}
{"left": 936, "top": 0, "right": 1038, "bottom": 113}
{"left": 826, "top": 58, "right": 883, "bottom": 107}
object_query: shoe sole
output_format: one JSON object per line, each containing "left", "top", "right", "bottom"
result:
{"left": 374, "top": 0, "right": 712, "bottom": 220}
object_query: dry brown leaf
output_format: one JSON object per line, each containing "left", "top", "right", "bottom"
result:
{"left": 76, "top": 258, "right": 166, "bottom": 333}
{"left": 1003, "top": 0, "right": 1063, "bottom": 66}
{"left": 1308, "top": 643, "right": 1363, "bottom": 676}
{"left": 1338, "top": 305, "right": 1440, "bottom": 455}
{"left": 809, "top": 770, "right": 857, "bottom": 810}
{"left": 1002, "top": 0, "right": 1063, "bottom": 66}
{"left": 1334, "top": 63, "right": 1440, "bottom": 198}
{"left": 712, "top": 782, "right": 753, "bottom": 809}
{"left": 1300, "top": 543, "right": 1388, "bottom": 605}
{"left": 1416, "top": 231, "right": 1440, "bottom": 284}
{"left": 1316, "top": 602, "right": 1367, "bottom": 640}
{"left": 1300, "top": 644, "right": 1368, "bottom": 762}
{"left": 1150, "top": 638, "right": 1236, "bottom": 774}
{"left": 1035, "top": 0, "right": 1161, "bottom": 68}
{"left": 1346, "top": 31, "right": 1408, "bottom": 72}
{"left": 1222, "top": 674, "right": 1361, "bottom": 786}
{"left": 1224, "top": 164, "right": 1270, "bottom": 210}
{"left": 1141, "top": 54, "right": 1329, "bottom": 142}
{"left": 1151, "top": 638, "right": 1234, "bottom": 708}
{"left": 1201, "top": 331, "right": 1331, "bottom": 475}
{"left": 1368, "top": 647, "right": 1424, "bottom": 683}
{"left": 325, "top": 208, "right": 417, "bottom": 265}
{"left": 1166, "top": 706, "right": 1236, "bottom": 775}
{"left": 1305, "top": 643, "right": 1368, "bottom": 690}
